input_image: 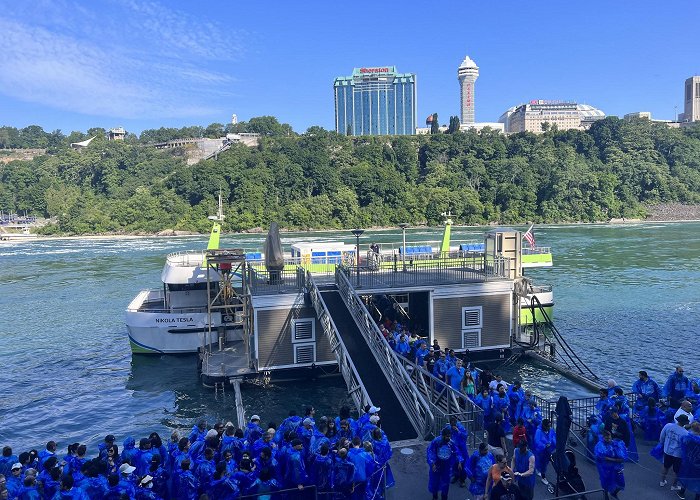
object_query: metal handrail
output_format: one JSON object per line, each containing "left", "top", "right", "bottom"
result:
{"left": 396, "top": 356, "right": 486, "bottom": 445}
{"left": 306, "top": 272, "right": 373, "bottom": 415}
{"left": 335, "top": 268, "right": 435, "bottom": 439}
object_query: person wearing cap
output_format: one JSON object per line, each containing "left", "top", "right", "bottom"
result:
{"left": 134, "top": 473, "right": 156, "bottom": 499}
{"left": 660, "top": 413, "right": 690, "bottom": 491}
{"left": 490, "top": 470, "right": 525, "bottom": 500}
{"left": 632, "top": 370, "right": 661, "bottom": 413}
{"left": 251, "top": 428, "right": 278, "bottom": 459}
{"left": 5, "top": 463, "right": 23, "bottom": 499}
{"left": 118, "top": 463, "right": 137, "bottom": 498}
{"left": 245, "top": 415, "right": 264, "bottom": 444}
{"left": 296, "top": 418, "right": 316, "bottom": 453}
{"left": 427, "top": 428, "right": 462, "bottom": 500}
{"left": 594, "top": 430, "right": 626, "bottom": 499}
{"left": 665, "top": 366, "right": 692, "bottom": 409}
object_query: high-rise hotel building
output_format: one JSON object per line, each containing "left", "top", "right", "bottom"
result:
{"left": 334, "top": 66, "right": 416, "bottom": 136}
{"left": 458, "top": 56, "right": 479, "bottom": 125}
{"left": 680, "top": 76, "right": 700, "bottom": 122}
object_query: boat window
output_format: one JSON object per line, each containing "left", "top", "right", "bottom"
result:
{"left": 167, "top": 282, "right": 210, "bottom": 292}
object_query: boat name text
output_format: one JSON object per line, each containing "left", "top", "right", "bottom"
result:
{"left": 155, "top": 317, "right": 194, "bottom": 324}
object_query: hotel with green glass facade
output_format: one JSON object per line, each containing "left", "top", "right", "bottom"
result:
{"left": 334, "top": 66, "right": 416, "bottom": 136}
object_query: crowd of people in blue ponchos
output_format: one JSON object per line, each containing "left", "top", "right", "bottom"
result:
{"left": 0, "top": 405, "right": 394, "bottom": 500}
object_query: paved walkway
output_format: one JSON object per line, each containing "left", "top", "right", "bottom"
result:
{"left": 387, "top": 433, "right": 689, "bottom": 499}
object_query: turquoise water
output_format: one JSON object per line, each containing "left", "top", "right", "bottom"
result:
{"left": 0, "top": 222, "right": 698, "bottom": 450}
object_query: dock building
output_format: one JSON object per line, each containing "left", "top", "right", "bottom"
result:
{"left": 333, "top": 66, "right": 417, "bottom": 136}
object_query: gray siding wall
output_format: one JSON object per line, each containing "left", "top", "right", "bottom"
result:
{"left": 433, "top": 294, "right": 511, "bottom": 350}
{"left": 257, "top": 306, "right": 334, "bottom": 369}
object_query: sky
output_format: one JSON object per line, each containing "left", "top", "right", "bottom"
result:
{"left": 0, "top": 0, "right": 698, "bottom": 135}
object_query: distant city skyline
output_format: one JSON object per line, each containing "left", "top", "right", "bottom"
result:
{"left": 0, "top": 1, "right": 698, "bottom": 134}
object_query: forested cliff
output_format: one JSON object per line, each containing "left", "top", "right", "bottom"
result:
{"left": 1, "top": 117, "right": 699, "bottom": 234}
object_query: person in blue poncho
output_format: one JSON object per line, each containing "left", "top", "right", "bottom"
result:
{"left": 511, "top": 440, "right": 536, "bottom": 500}
{"left": 283, "top": 439, "right": 310, "bottom": 493}
{"left": 445, "top": 417, "right": 469, "bottom": 487}
{"left": 121, "top": 437, "right": 138, "bottom": 467}
{"left": 370, "top": 428, "right": 395, "bottom": 492}
{"left": 332, "top": 448, "right": 356, "bottom": 498}
{"left": 433, "top": 352, "right": 449, "bottom": 381}
{"left": 468, "top": 443, "right": 495, "bottom": 499}
{"left": 594, "top": 430, "right": 626, "bottom": 499}
{"left": 665, "top": 366, "right": 691, "bottom": 409}
{"left": 636, "top": 397, "right": 666, "bottom": 441}
{"left": 686, "top": 381, "right": 700, "bottom": 411}
{"left": 415, "top": 342, "right": 429, "bottom": 368}
{"left": 533, "top": 419, "right": 556, "bottom": 484}
{"left": 53, "top": 474, "right": 89, "bottom": 500}
{"left": 474, "top": 388, "right": 493, "bottom": 426}
{"left": 678, "top": 422, "right": 700, "bottom": 500}
{"left": 445, "top": 359, "right": 466, "bottom": 392}
{"left": 0, "top": 447, "right": 19, "bottom": 477}
{"left": 520, "top": 399, "right": 542, "bottom": 443}
{"left": 595, "top": 389, "right": 613, "bottom": 423}
{"left": 507, "top": 382, "right": 525, "bottom": 423}
{"left": 427, "top": 428, "right": 462, "bottom": 500}
{"left": 173, "top": 459, "right": 199, "bottom": 500}
{"left": 206, "top": 462, "right": 239, "bottom": 500}
{"left": 395, "top": 334, "right": 410, "bottom": 357}
{"left": 246, "top": 467, "right": 281, "bottom": 500}
{"left": 493, "top": 386, "right": 512, "bottom": 433}
{"left": 188, "top": 420, "right": 208, "bottom": 444}
{"left": 17, "top": 475, "right": 41, "bottom": 500}
{"left": 632, "top": 370, "right": 661, "bottom": 413}
{"left": 245, "top": 415, "right": 265, "bottom": 445}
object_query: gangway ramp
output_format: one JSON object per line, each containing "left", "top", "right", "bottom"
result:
{"left": 320, "top": 290, "right": 418, "bottom": 441}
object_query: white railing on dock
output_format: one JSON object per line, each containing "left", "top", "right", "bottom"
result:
{"left": 306, "top": 272, "right": 373, "bottom": 415}
{"left": 335, "top": 268, "right": 435, "bottom": 439}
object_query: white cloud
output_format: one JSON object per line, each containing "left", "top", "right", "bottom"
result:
{"left": 0, "top": 1, "right": 246, "bottom": 120}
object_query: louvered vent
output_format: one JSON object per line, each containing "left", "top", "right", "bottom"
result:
{"left": 294, "top": 343, "right": 316, "bottom": 364}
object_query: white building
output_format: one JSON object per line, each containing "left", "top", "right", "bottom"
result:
{"left": 457, "top": 56, "right": 479, "bottom": 125}
{"left": 499, "top": 100, "right": 605, "bottom": 134}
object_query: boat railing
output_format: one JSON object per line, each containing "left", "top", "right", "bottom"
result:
{"left": 340, "top": 254, "right": 511, "bottom": 288}
{"left": 166, "top": 250, "right": 205, "bottom": 267}
{"left": 335, "top": 268, "right": 436, "bottom": 439}
{"left": 522, "top": 246, "right": 551, "bottom": 255}
{"left": 306, "top": 272, "right": 373, "bottom": 416}
{"left": 528, "top": 284, "right": 553, "bottom": 294}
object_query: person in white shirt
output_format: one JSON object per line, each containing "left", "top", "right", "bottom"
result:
{"left": 673, "top": 400, "right": 694, "bottom": 425}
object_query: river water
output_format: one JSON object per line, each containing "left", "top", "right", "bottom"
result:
{"left": 0, "top": 222, "right": 698, "bottom": 450}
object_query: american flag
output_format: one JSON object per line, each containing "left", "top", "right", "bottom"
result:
{"left": 523, "top": 225, "right": 536, "bottom": 248}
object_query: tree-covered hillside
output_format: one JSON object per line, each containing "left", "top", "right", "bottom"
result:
{"left": 1, "top": 117, "right": 699, "bottom": 234}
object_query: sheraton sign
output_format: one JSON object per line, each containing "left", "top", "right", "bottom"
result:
{"left": 360, "top": 67, "right": 392, "bottom": 74}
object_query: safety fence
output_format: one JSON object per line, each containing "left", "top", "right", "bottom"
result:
{"left": 306, "top": 271, "right": 373, "bottom": 416}
{"left": 335, "top": 268, "right": 436, "bottom": 439}
{"left": 535, "top": 392, "right": 640, "bottom": 432}
{"left": 339, "top": 253, "right": 512, "bottom": 290}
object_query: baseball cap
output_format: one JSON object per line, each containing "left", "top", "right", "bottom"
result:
{"left": 140, "top": 475, "right": 153, "bottom": 486}
{"left": 369, "top": 406, "right": 381, "bottom": 413}
{"left": 676, "top": 414, "right": 690, "bottom": 424}
{"left": 303, "top": 418, "right": 315, "bottom": 426}
{"left": 369, "top": 415, "right": 380, "bottom": 424}
{"left": 11, "top": 463, "right": 22, "bottom": 471}
{"left": 119, "top": 463, "right": 136, "bottom": 474}
{"left": 250, "top": 415, "right": 260, "bottom": 422}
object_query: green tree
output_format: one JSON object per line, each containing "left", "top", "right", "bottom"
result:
{"left": 430, "top": 113, "right": 439, "bottom": 134}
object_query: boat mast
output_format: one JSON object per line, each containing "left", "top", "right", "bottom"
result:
{"left": 439, "top": 211, "right": 454, "bottom": 255}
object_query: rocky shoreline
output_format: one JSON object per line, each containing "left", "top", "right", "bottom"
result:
{"left": 644, "top": 202, "right": 700, "bottom": 221}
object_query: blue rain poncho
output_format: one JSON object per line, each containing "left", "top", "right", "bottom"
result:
{"left": 631, "top": 377, "right": 661, "bottom": 410}
{"left": 332, "top": 456, "right": 355, "bottom": 494}
{"left": 283, "top": 449, "right": 309, "bottom": 488}
{"left": 680, "top": 432, "right": 700, "bottom": 493}
{"left": 173, "top": 469, "right": 199, "bottom": 500}
{"left": 206, "top": 477, "right": 239, "bottom": 500}
{"left": 445, "top": 366, "right": 466, "bottom": 391}
{"left": 121, "top": 437, "right": 138, "bottom": 466}
{"left": 534, "top": 426, "right": 556, "bottom": 475}
{"left": 433, "top": 358, "right": 449, "bottom": 380}
{"left": 594, "top": 439, "right": 626, "bottom": 494}
{"left": 664, "top": 372, "right": 691, "bottom": 404}
{"left": 427, "top": 437, "right": 462, "bottom": 496}
{"left": 468, "top": 451, "right": 495, "bottom": 496}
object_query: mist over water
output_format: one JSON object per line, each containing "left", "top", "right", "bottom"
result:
{"left": 0, "top": 223, "right": 698, "bottom": 449}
